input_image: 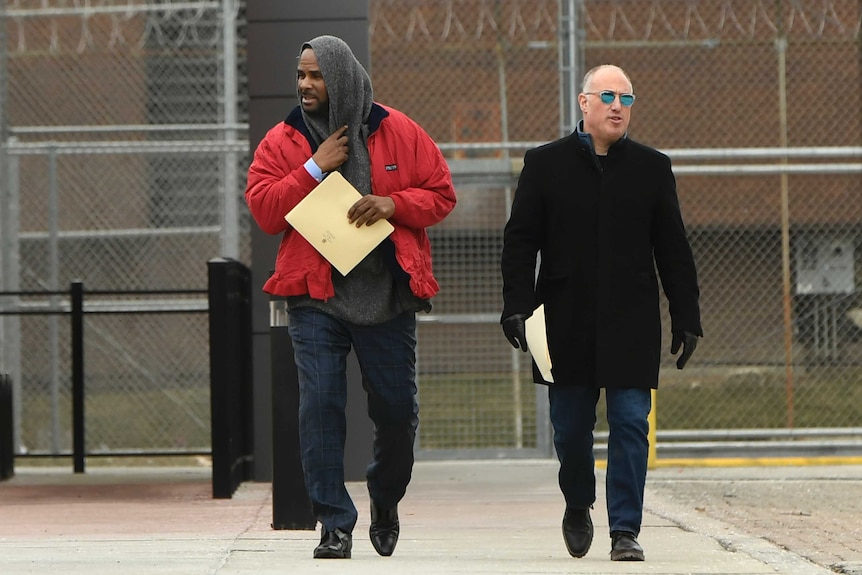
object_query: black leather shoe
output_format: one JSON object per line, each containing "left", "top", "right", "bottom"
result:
{"left": 313, "top": 527, "right": 352, "bottom": 559}
{"left": 369, "top": 501, "right": 400, "bottom": 556}
{"left": 610, "top": 531, "right": 644, "bottom": 561}
{"left": 562, "top": 507, "right": 593, "bottom": 558}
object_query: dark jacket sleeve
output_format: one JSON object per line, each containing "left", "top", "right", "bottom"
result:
{"left": 501, "top": 149, "right": 543, "bottom": 321}
{"left": 651, "top": 155, "right": 703, "bottom": 336}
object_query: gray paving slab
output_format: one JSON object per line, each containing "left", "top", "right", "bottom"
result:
{"left": 0, "top": 460, "right": 837, "bottom": 575}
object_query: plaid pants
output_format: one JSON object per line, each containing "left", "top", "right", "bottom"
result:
{"left": 287, "top": 307, "right": 419, "bottom": 533}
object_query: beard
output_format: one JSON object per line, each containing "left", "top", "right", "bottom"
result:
{"left": 305, "top": 101, "right": 329, "bottom": 119}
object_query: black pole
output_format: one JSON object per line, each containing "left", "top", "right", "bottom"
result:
{"left": 208, "top": 257, "right": 254, "bottom": 499}
{"left": 270, "top": 299, "right": 315, "bottom": 530}
{"left": 208, "top": 259, "right": 230, "bottom": 497}
{"left": 0, "top": 373, "right": 14, "bottom": 480}
{"left": 70, "top": 281, "right": 85, "bottom": 473}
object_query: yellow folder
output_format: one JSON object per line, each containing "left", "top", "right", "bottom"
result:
{"left": 285, "top": 171, "right": 394, "bottom": 275}
{"left": 525, "top": 304, "right": 554, "bottom": 383}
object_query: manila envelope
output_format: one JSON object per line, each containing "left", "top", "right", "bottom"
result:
{"left": 525, "top": 304, "right": 554, "bottom": 383}
{"left": 285, "top": 171, "right": 394, "bottom": 275}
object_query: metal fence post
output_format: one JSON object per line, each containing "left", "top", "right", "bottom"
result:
{"left": 208, "top": 257, "right": 254, "bottom": 499}
{"left": 1, "top": 373, "right": 13, "bottom": 480}
{"left": 270, "top": 298, "right": 315, "bottom": 530}
{"left": 70, "top": 280, "right": 85, "bottom": 473}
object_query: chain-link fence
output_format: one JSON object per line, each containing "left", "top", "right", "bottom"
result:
{"left": 368, "top": 0, "right": 862, "bottom": 454}
{"left": 1, "top": 0, "right": 860, "bottom": 460}
{"left": 0, "top": 0, "right": 249, "bottom": 456}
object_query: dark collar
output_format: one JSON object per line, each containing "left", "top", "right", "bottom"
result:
{"left": 575, "top": 119, "right": 628, "bottom": 156}
{"left": 285, "top": 103, "right": 390, "bottom": 151}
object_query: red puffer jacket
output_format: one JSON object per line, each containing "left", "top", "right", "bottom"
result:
{"left": 246, "top": 103, "right": 456, "bottom": 300}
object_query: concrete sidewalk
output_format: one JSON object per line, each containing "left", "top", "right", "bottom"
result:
{"left": 0, "top": 459, "right": 835, "bottom": 575}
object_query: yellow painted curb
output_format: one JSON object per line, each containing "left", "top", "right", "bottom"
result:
{"left": 597, "top": 456, "right": 862, "bottom": 469}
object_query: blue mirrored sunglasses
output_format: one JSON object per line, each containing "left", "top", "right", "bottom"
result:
{"left": 586, "top": 90, "right": 636, "bottom": 107}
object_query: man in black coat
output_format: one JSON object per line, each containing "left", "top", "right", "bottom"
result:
{"left": 500, "top": 64, "right": 702, "bottom": 561}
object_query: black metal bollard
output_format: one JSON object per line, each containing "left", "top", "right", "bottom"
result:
{"left": 208, "top": 258, "right": 255, "bottom": 499}
{"left": 269, "top": 299, "right": 316, "bottom": 530}
{"left": 0, "top": 373, "right": 13, "bottom": 480}
{"left": 70, "top": 281, "right": 85, "bottom": 473}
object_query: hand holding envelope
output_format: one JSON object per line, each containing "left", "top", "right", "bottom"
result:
{"left": 525, "top": 304, "right": 554, "bottom": 383}
{"left": 285, "top": 171, "right": 394, "bottom": 276}
{"left": 347, "top": 193, "right": 396, "bottom": 228}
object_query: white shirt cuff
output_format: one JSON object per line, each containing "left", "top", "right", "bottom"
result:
{"left": 303, "top": 158, "right": 325, "bottom": 182}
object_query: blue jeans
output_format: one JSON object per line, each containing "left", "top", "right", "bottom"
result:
{"left": 548, "top": 385, "right": 651, "bottom": 536}
{"left": 287, "top": 307, "right": 419, "bottom": 533}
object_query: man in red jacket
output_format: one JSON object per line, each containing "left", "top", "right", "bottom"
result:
{"left": 246, "top": 35, "right": 455, "bottom": 559}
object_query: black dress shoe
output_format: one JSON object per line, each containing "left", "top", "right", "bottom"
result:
{"left": 369, "top": 501, "right": 400, "bottom": 556}
{"left": 562, "top": 507, "right": 593, "bottom": 558}
{"left": 610, "top": 531, "right": 644, "bottom": 561}
{"left": 313, "top": 527, "right": 352, "bottom": 559}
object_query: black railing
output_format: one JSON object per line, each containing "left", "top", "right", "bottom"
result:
{"left": 0, "top": 283, "right": 211, "bottom": 471}
{"left": 0, "top": 260, "right": 255, "bottom": 498}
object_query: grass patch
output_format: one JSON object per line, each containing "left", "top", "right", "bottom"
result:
{"left": 417, "top": 365, "right": 862, "bottom": 449}
{"left": 15, "top": 366, "right": 862, "bottom": 455}
{"left": 19, "top": 384, "right": 210, "bottom": 454}
{"left": 657, "top": 365, "right": 862, "bottom": 429}
{"left": 418, "top": 373, "right": 538, "bottom": 450}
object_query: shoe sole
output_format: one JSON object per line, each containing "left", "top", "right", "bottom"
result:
{"left": 314, "top": 543, "right": 352, "bottom": 559}
{"left": 563, "top": 528, "right": 593, "bottom": 558}
{"left": 313, "top": 549, "right": 351, "bottom": 559}
{"left": 562, "top": 510, "right": 593, "bottom": 559}
{"left": 564, "top": 538, "right": 591, "bottom": 558}
{"left": 610, "top": 551, "right": 644, "bottom": 561}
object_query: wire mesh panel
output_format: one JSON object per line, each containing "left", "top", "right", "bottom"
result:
{"left": 0, "top": 1, "right": 248, "bottom": 456}
{"left": 2, "top": 0, "right": 860, "bottom": 460}
{"left": 11, "top": 302, "right": 209, "bottom": 455}
{"left": 369, "top": 0, "right": 862, "bottom": 452}
{"left": 370, "top": 0, "right": 561, "bottom": 455}
{"left": 580, "top": 0, "right": 862, "bottom": 432}
{"left": 82, "top": 310, "right": 211, "bottom": 453}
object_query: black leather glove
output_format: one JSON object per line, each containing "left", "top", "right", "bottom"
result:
{"left": 671, "top": 331, "right": 698, "bottom": 370}
{"left": 502, "top": 313, "right": 529, "bottom": 352}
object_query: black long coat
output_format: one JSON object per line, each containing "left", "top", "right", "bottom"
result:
{"left": 501, "top": 133, "right": 702, "bottom": 388}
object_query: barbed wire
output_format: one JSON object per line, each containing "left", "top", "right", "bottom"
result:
{"left": 4, "top": 0, "right": 860, "bottom": 55}
{"left": 5, "top": 0, "right": 224, "bottom": 54}
{"left": 369, "top": 0, "right": 860, "bottom": 42}
{"left": 370, "top": 0, "right": 558, "bottom": 41}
